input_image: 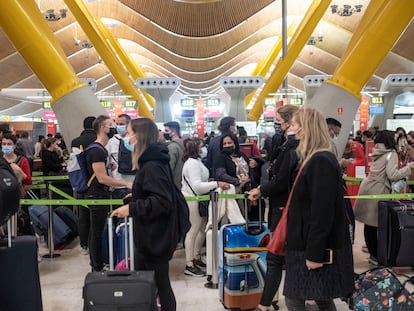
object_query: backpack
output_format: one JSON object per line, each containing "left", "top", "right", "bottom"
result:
{"left": 115, "top": 137, "right": 136, "bottom": 175}
{"left": 67, "top": 143, "right": 105, "bottom": 193}
{"left": 0, "top": 157, "right": 20, "bottom": 225}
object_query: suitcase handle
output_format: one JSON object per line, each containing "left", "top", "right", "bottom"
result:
{"left": 108, "top": 216, "right": 134, "bottom": 271}
{"left": 105, "top": 271, "right": 133, "bottom": 277}
{"left": 243, "top": 195, "right": 265, "bottom": 235}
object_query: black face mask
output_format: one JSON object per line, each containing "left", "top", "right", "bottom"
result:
{"left": 163, "top": 132, "right": 170, "bottom": 141}
{"left": 107, "top": 127, "right": 116, "bottom": 139}
{"left": 223, "top": 147, "right": 235, "bottom": 155}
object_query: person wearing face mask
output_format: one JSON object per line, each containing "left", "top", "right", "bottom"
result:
{"left": 246, "top": 104, "right": 299, "bottom": 311}
{"left": 85, "top": 115, "right": 133, "bottom": 272}
{"left": 215, "top": 134, "right": 250, "bottom": 187}
{"left": 163, "top": 121, "right": 185, "bottom": 189}
{"left": 181, "top": 138, "right": 230, "bottom": 277}
{"left": 106, "top": 114, "right": 135, "bottom": 199}
{"left": 71, "top": 116, "right": 96, "bottom": 255}
{"left": 206, "top": 116, "right": 237, "bottom": 178}
{"left": 2, "top": 133, "right": 31, "bottom": 197}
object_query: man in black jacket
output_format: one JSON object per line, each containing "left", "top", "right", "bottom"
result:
{"left": 70, "top": 116, "right": 96, "bottom": 254}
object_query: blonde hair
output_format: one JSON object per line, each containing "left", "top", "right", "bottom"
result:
{"left": 294, "top": 107, "right": 337, "bottom": 165}
{"left": 130, "top": 118, "right": 159, "bottom": 170}
{"left": 276, "top": 104, "right": 299, "bottom": 124}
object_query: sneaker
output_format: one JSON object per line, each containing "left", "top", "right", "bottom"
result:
{"left": 361, "top": 245, "right": 369, "bottom": 254}
{"left": 369, "top": 256, "right": 379, "bottom": 266}
{"left": 184, "top": 265, "right": 205, "bottom": 277}
{"left": 81, "top": 247, "right": 89, "bottom": 255}
{"left": 194, "top": 258, "right": 206, "bottom": 268}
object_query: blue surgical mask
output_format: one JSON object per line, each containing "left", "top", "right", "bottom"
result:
{"left": 123, "top": 137, "right": 134, "bottom": 152}
{"left": 1, "top": 145, "right": 14, "bottom": 155}
{"left": 332, "top": 135, "right": 338, "bottom": 142}
{"left": 233, "top": 127, "right": 238, "bottom": 135}
{"left": 116, "top": 125, "right": 127, "bottom": 136}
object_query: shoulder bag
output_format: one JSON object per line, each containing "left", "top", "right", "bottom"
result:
{"left": 183, "top": 175, "right": 210, "bottom": 217}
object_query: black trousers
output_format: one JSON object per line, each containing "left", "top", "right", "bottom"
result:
{"left": 363, "top": 224, "right": 378, "bottom": 258}
{"left": 77, "top": 196, "right": 90, "bottom": 249}
{"left": 285, "top": 297, "right": 337, "bottom": 311}
{"left": 135, "top": 252, "right": 176, "bottom": 311}
{"left": 88, "top": 204, "right": 109, "bottom": 271}
{"left": 260, "top": 252, "right": 284, "bottom": 306}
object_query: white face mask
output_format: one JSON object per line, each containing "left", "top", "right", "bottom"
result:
{"left": 286, "top": 131, "right": 296, "bottom": 136}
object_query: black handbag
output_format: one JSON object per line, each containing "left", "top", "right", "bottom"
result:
{"left": 183, "top": 176, "right": 210, "bottom": 217}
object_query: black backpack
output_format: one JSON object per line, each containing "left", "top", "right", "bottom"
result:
{"left": 116, "top": 137, "right": 137, "bottom": 175}
{"left": 0, "top": 157, "right": 21, "bottom": 225}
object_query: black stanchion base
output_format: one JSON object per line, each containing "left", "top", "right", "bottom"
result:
{"left": 42, "top": 253, "right": 61, "bottom": 259}
{"left": 204, "top": 282, "right": 218, "bottom": 289}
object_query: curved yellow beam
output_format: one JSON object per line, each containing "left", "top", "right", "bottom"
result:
{"left": 342, "top": 0, "right": 387, "bottom": 64}
{"left": 0, "top": 0, "right": 85, "bottom": 102}
{"left": 327, "top": 0, "right": 414, "bottom": 98}
{"left": 65, "top": 0, "right": 153, "bottom": 118}
{"left": 95, "top": 18, "right": 156, "bottom": 109}
{"left": 248, "top": 0, "right": 331, "bottom": 121}
{"left": 245, "top": 19, "right": 298, "bottom": 107}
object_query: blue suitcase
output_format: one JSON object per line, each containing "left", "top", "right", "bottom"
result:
{"left": 55, "top": 206, "right": 79, "bottom": 237}
{"left": 28, "top": 205, "right": 72, "bottom": 247}
{"left": 218, "top": 199, "right": 271, "bottom": 310}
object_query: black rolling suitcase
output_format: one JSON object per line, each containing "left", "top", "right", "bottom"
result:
{"left": 378, "top": 200, "right": 414, "bottom": 267}
{"left": 83, "top": 217, "right": 157, "bottom": 311}
{"left": 0, "top": 220, "right": 43, "bottom": 311}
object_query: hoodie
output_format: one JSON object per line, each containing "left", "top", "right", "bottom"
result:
{"left": 128, "top": 143, "right": 178, "bottom": 262}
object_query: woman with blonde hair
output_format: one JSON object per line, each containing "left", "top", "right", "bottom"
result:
{"left": 111, "top": 118, "right": 180, "bottom": 311}
{"left": 282, "top": 107, "right": 354, "bottom": 310}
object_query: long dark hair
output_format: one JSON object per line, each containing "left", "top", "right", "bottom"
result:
{"left": 183, "top": 138, "right": 201, "bottom": 161}
{"left": 374, "top": 130, "right": 397, "bottom": 150}
{"left": 219, "top": 133, "right": 240, "bottom": 153}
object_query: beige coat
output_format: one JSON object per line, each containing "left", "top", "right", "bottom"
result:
{"left": 354, "top": 144, "right": 411, "bottom": 227}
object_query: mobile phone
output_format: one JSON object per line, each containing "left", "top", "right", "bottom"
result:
{"left": 322, "top": 248, "right": 333, "bottom": 265}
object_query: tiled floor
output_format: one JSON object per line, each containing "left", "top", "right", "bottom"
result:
{"left": 38, "top": 221, "right": 413, "bottom": 311}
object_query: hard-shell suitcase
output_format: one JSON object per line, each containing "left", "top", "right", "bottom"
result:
{"left": 219, "top": 199, "right": 271, "bottom": 310}
{"left": 0, "top": 220, "right": 43, "bottom": 311}
{"left": 28, "top": 204, "right": 72, "bottom": 246}
{"left": 378, "top": 200, "right": 414, "bottom": 266}
{"left": 55, "top": 206, "right": 79, "bottom": 237}
{"left": 83, "top": 217, "right": 157, "bottom": 311}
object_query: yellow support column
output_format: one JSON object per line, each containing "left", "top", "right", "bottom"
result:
{"left": 245, "top": 20, "right": 298, "bottom": 107}
{"left": 0, "top": 0, "right": 107, "bottom": 143}
{"left": 65, "top": 0, "right": 153, "bottom": 118}
{"left": 0, "top": 0, "right": 83, "bottom": 100}
{"left": 308, "top": 0, "right": 414, "bottom": 157}
{"left": 96, "top": 18, "right": 155, "bottom": 108}
{"left": 248, "top": 0, "right": 331, "bottom": 121}
{"left": 327, "top": 0, "right": 414, "bottom": 98}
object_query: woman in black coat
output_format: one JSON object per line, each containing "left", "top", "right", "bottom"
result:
{"left": 284, "top": 108, "right": 354, "bottom": 310}
{"left": 214, "top": 133, "right": 250, "bottom": 187}
{"left": 111, "top": 118, "right": 179, "bottom": 311}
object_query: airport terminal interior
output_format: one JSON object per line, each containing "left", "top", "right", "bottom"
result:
{"left": 1, "top": 0, "right": 414, "bottom": 310}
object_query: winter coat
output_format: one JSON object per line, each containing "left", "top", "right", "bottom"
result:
{"left": 167, "top": 139, "right": 184, "bottom": 189}
{"left": 284, "top": 151, "right": 354, "bottom": 300}
{"left": 354, "top": 144, "right": 411, "bottom": 227}
{"left": 128, "top": 143, "right": 178, "bottom": 263}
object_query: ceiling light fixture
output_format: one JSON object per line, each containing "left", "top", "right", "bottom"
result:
{"left": 330, "top": 2, "right": 363, "bottom": 16}
{"left": 44, "top": 8, "right": 67, "bottom": 21}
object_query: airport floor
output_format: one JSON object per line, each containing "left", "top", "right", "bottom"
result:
{"left": 38, "top": 221, "right": 414, "bottom": 311}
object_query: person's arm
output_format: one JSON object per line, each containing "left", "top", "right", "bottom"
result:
{"left": 92, "top": 162, "right": 131, "bottom": 189}
{"left": 19, "top": 157, "right": 31, "bottom": 185}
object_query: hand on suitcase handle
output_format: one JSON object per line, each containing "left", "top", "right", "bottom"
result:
{"left": 110, "top": 204, "right": 130, "bottom": 218}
